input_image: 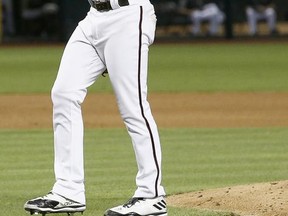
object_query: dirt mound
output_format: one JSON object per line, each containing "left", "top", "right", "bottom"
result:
{"left": 167, "top": 180, "right": 288, "bottom": 216}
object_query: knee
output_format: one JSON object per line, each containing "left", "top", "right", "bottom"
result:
{"left": 51, "top": 86, "right": 86, "bottom": 107}
{"left": 51, "top": 87, "right": 68, "bottom": 107}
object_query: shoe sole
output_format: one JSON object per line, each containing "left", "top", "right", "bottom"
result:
{"left": 24, "top": 204, "right": 86, "bottom": 215}
{"left": 104, "top": 212, "right": 167, "bottom": 216}
{"left": 146, "top": 214, "right": 167, "bottom": 216}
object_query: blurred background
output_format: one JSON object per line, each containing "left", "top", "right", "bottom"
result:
{"left": 1, "top": 0, "right": 288, "bottom": 43}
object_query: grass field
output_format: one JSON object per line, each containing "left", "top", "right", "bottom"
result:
{"left": 1, "top": 43, "right": 288, "bottom": 93}
{"left": 0, "top": 42, "right": 288, "bottom": 216}
{"left": 1, "top": 128, "right": 288, "bottom": 216}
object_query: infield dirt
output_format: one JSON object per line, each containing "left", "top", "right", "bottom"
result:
{"left": 1, "top": 92, "right": 288, "bottom": 216}
{"left": 1, "top": 92, "right": 288, "bottom": 128}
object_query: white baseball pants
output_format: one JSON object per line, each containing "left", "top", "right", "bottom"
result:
{"left": 51, "top": 0, "right": 165, "bottom": 204}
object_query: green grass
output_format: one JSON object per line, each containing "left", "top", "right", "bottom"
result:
{"left": 0, "top": 43, "right": 288, "bottom": 93}
{"left": 1, "top": 128, "right": 288, "bottom": 216}
{"left": 0, "top": 46, "right": 62, "bottom": 93}
{"left": 149, "top": 43, "right": 288, "bottom": 92}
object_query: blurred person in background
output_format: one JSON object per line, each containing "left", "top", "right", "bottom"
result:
{"left": 245, "top": 0, "right": 278, "bottom": 36}
{"left": 21, "top": 0, "right": 59, "bottom": 39}
{"left": 2, "top": 0, "right": 15, "bottom": 36}
{"left": 178, "top": 0, "right": 225, "bottom": 36}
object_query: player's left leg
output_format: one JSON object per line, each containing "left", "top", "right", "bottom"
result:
{"left": 102, "top": 3, "right": 166, "bottom": 216}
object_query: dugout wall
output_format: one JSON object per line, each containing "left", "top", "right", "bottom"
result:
{"left": 2, "top": 0, "right": 288, "bottom": 42}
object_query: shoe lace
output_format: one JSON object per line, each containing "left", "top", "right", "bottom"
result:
{"left": 42, "top": 192, "right": 72, "bottom": 204}
{"left": 123, "top": 198, "right": 145, "bottom": 208}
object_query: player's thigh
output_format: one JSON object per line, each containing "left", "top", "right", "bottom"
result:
{"left": 104, "top": 6, "right": 153, "bottom": 113}
{"left": 53, "top": 27, "right": 106, "bottom": 92}
{"left": 106, "top": 7, "right": 153, "bottom": 80}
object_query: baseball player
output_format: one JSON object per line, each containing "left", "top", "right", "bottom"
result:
{"left": 246, "top": 0, "right": 278, "bottom": 36}
{"left": 23, "top": 0, "right": 167, "bottom": 216}
{"left": 178, "top": 0, "right": 225, "bottom": 36}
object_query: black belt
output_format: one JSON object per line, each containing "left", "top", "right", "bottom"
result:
{"left": 92, "top": 0, "right": 129, "bottom": 12}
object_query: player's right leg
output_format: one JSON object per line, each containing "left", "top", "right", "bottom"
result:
{"left": 50, "top": 24, "right": 105, "bottom": 206}
{"left": 24, "top": 19, "right": 106, "bottom": 214}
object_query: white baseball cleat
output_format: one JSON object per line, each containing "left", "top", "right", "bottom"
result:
{"left": 104, "top": 196, "right": 167, "bottom": 216}
{"left": 24, "top": 192, "right": 86, "bottom": 215}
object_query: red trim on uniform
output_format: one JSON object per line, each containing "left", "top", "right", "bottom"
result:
{"left": 137, "top": 6, "right": 160, "bottom": 197}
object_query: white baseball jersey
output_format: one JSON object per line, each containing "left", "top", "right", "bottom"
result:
{"left": 51, "top": 0, "right": 166, "bottom": 204}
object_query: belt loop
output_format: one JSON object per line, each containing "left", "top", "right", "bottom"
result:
{"left": 109, "top": 0, "right": 120, "bottom": 9}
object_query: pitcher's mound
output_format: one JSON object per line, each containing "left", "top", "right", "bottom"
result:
{"left": 167, "top": 180, "right": 288, "bottom": 216}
